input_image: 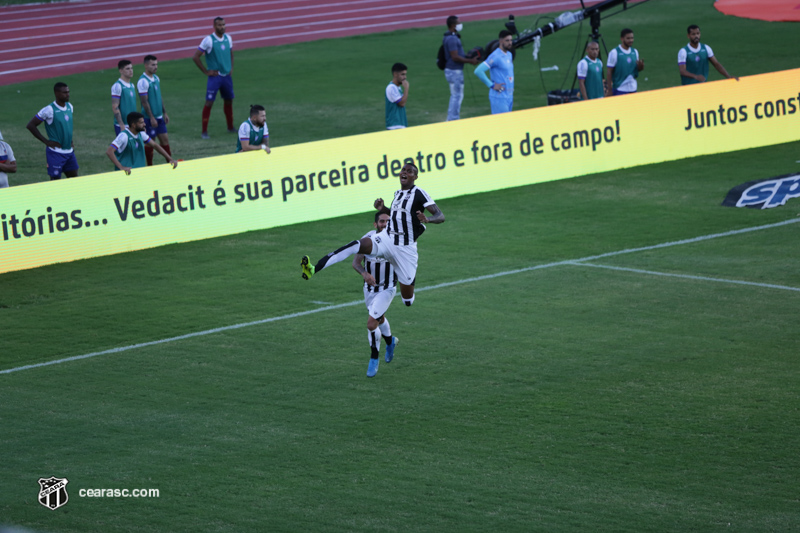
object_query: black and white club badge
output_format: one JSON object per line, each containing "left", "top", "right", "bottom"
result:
{"left": 38, "top": 476, "right": 69, "bottom": 510}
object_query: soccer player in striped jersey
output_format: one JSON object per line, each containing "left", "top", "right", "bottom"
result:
{"left": 301, "top": 162, "right": 445, "bottom": 312}
{"left": 353, "top": 208, "right": 399, "bottom": 377}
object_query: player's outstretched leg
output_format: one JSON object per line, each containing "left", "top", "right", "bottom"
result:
{"left": 301, "top": 238, "right": 372, "bottom": 280}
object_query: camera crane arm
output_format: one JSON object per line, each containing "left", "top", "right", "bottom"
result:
{"left": 511, "top": 0, "right": 631, "bottom": 49}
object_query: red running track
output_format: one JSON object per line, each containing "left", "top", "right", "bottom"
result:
{"left": 0, "top": 0, "right": 589, "bottom": 85}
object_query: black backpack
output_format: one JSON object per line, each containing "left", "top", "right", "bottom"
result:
{"left": 436, "top": 44, "right": 447, "bottom": 70}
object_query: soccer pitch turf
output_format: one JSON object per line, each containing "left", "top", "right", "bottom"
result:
{"left": 2, "top": 140, "right": 800, "bottom": 531}
{"left": 2, "top": 0, "right": 800, "bottom": 530}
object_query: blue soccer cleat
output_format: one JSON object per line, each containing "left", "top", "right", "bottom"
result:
{"left": 367, "top": 358, "right": 379, "bottom": 378}
{"left": 385, "top": 337, "right": 398, "bottom": 363}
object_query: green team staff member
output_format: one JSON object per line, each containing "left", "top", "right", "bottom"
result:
{"left": 385, "top": 63, "right": 409, "bottom": 130}
{"left": 678, "top": 25, "right": 732, "bottom": 85}
{"left": 606, "top": 28, "right": 644, "bottom": 96}
{"left": 112, "top": 59, "right": 138, "bottom": 135}
{"left": 236, "top": 105, "right": 270, "bottom": 153}
{"left": 26, "top": 82, "right": 79, "bottom": 180}
{"left": 138, "top": 55, "right": 172, "bottom": 166}
{"left": 577, "top": 41, "right": 604, "bottom": 101}
{"left": 106, "top": 112, "right": 177, "bottom": 175}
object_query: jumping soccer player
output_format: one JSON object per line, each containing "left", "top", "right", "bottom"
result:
{"left": 352, "top": 208, "right": 399, "bottom": 378}
{"left": 301, "top": 162, "right": 444, "bottom": 330}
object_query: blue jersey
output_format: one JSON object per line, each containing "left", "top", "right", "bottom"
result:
{"left": 484, "top": 48, "right": 514, "bottom": 93}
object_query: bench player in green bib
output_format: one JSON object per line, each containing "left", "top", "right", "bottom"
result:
{"left": 578, "top": 41, "right": 605, "bottom": 101}
{"left": 112, "top": 60, "right": 138, "bottom": 135}
{"left": 193, "top": 17, "right": 235, "bottom": 139}
{"left": 138, "top": 55, "right": 172, "bottom": 166}
{"left": 678, "top": 25, "right": 733, "bottom": 85}
{"left": 106, "top": 112, "right": 177, "bottom": 175}
{"left": 606, "top": 28, "right": 644, "bottom": 96}
{"left": 26, "top": 82, "right": 79, "bottom": 180}
{"left": 235, "top": 105, "right": 270, "bottom": 154}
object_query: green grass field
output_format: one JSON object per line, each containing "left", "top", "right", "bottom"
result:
{"left": 2, "top": 1, "right": 800, "bottom": 531}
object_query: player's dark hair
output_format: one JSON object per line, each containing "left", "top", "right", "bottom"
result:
{"left": 53, "top": 82, "right": 68, "bottom": 92}
{"left": 143, "top": 55, "right": 157, "bottom": 63}
{"left": 214, "top": 16, "right": 225, "bottom": 23}
{"left": 126, "top": 112, "right": 145, "bottom": 126}
{"left": 374, "top": 207, "right": 391, "bottom": 223}
{"left": 249, "top": 104, "right": 265, "bottom": 116}
{"left": 499, "top": 29, "right": 513, "bottom": 39}
{"left": 118, "top": 59, "right": 132, "bottom": 70}
{"left": 687, "top": 24, "right": 700, "bottom": 33}
{"left": 446, "top": 15, "right": 458, "bottom": 29}
{"left": 392, "top": 62, "right": 407, "bottom": 73}
{"left": 621, "top": 28, "right": 633, "bottom": 38}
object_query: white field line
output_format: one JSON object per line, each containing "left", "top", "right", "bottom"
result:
{"left": 1, "top": 218, "right": 797, "bottom": 375}
{"left": 568, "top": 262, "right": 800, "bottom": 292}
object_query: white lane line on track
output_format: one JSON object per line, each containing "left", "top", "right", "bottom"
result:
{"left": 2, "top": 218, "right": 797, "bottom": 375}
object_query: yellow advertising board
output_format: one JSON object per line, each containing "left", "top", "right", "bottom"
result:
{"left": 1, "top": 68, "right": 799, "bottom": 274}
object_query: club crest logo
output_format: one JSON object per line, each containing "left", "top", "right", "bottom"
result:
{"left": 221, "top": 45, "right": 226, "bottom": 50}
{"left": 38, "top": 476, "right": 69, "bottom": 510}
{"left": 64, "top": 115, "right": 70, "bottom": 121}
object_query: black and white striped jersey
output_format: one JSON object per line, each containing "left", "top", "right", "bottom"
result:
{"left": 362, "top": 230, "right": 398, "bottom": 293}
{"left": 387, "top": 186, "right": 435, "bottom": 245}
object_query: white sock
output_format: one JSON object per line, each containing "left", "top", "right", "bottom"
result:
{"left": 402, "top": 295, "right": 415, "bottom": 307}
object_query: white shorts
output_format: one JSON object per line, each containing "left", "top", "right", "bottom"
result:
{"left": 364, "top": 286, "right": 397, "bottom": 320}
{"left": 368, "top": 230, "right": 418, "bottom": 286}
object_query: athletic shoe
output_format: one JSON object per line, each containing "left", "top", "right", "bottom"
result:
{"left": 300, "top": 255, "right": 315, "bottom": 280}
{"left": 385, "top": 337, "right": 398, "bottom": 363}
{"left": 201, "top": 132, "right": 210, "bottom": 139}
{"left": 228, "top": 128, "right": 237, "bottom": 133}
{"left": 367, "top": 358, "right": 379, "bottom": 377}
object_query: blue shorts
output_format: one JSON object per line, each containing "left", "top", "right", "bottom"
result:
{"left": 206, "top": 74, "right": 234, "bottom": 101}
{"left": 46, "top": 149, "right": 79, "bottom": 178}
{"left": 489, "top": 92, "right": 514, "bottom": 114}
{"left": 146, "top": 116, "right": 168, "bottom": 138}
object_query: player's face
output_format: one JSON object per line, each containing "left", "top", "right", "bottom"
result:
{"left": 375, "top": 214, "right": 390, "bottom": 232}
{"left": 214, "top": 19, "right": 226, "bottom": 36}
{"left": 133, "top": 118, "right": 146, "bottom": 133}
{"left": 399, "top": 163, "right": 418, "bottom": 190}
{"left": 499, "top": 35, "right": 513, "bottom": 52}
{"left": 119, "top": 64, "right": 133, "bottom": 79}
{"left": 145, "top": 60, "right": 158, "bottom": 75}
{"left": 586, "top": 43, "right": 599, "bottom": 60}
{"left": 621, "top": 32, "right": 634, "bottom": 49}
{"left": 688, "top": 28, "right": 701, "bottom": 45}
{"left": 55, "top": 86, "right": 70, "bottom": 103}
{"left": 393, "top": 70, "right": 407, "bottom": 85}
{"left": 252, "top": 110, "right": 266, "bottom": 127}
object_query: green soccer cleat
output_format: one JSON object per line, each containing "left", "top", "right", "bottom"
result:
{"left": 301, "top": 255, "right": 315, "bottom": 280}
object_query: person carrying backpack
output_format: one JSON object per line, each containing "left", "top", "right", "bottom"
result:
{"left": 441, "top": 16, "right": 479, "bottom": 121}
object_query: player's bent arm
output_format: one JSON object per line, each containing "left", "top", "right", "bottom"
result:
{"left": 419, "top": 203, "right": 445, "bottom": 224}
{"left": 26, "top": 117, "right": 60, "bottom": 148}
{"left": 353, "top": 254, "right": 377, "bottom": 286}
{"left": 0, "top": 160, "right": 16, "bottom": 173}
{"left": 192, "top": 49, "right": 208, "bottom": 75}
{"left": 709, "top": 56, "right": 732, "bottom": 79}
{"left": 678, "top": 64, "right": 704, "bottom": 82}
{"left": 106, "top": 146, "right": 131, "bottom": 175}
{"left": 578, "top": 78, "right": 588, "bottom": 101}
